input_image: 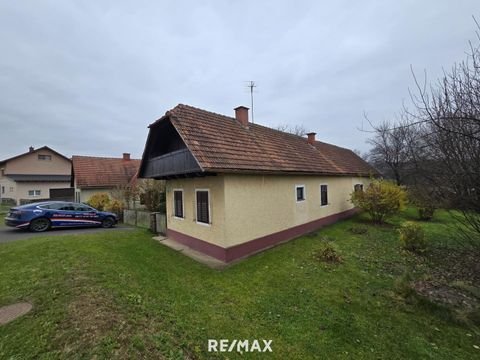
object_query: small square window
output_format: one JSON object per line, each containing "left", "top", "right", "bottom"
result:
{"left": 38, "top": 154, "right": 52, "bottom": 161}
{"left": 320, "top": 184, "right": 328, "bottom": 206}
{"left": 28, "top": 190, "right": 41, "bottom": 196}
{"left": 296, "top": 185, "right": 305, "bottom": 202}
{"left": 354, "top": 184, "right": 364, "bottom": 192}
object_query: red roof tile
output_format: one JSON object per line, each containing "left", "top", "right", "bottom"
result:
{"left": 151, "top": 104, "right": 377, "bottom": 177}
{"left": 72, "top": 156, "right": 141, "bottom": 188}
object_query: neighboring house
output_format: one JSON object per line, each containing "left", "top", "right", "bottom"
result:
{"left": 139, "top": 104, "right": 378, "bottom": 263}
{"left": 71, "top": 153, "right": 141, "bottom": 203}
{"left": 0, "top": 146, "right": 71, "bottom": 205}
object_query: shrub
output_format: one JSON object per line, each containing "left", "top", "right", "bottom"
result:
{"left": 350, "top": 179, "right": 407, "bottom": 224}
{"left": 393, "top": 272, "right": 415, "bottom": 299}
{"left": 87, "top": 192, "right": 110, "bottom": 211}
{"left": 106, "top": 199, "right": 124, "bottom": 217}
{"left": 348, "top": 225, "right": 369, "bottom": 235}
{"left": 399, "top": 222, "right": 427, "bottom": 253}
{"left": 312, "top": 244, "right": 343, "bottom": 264}
{"left": 139, "top": 180, "right": 166, "bottom": 212}
{"left": 408, "top": 186, "right": 437, "bottom": 221}
{"left": 418, "top": 206, "right": 435, "bottom": 221}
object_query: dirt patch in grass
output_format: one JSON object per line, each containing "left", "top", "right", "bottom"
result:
{"left": 413, "top": 281, "right": 479, "bottom": 309}
{"left": 427, "top": 248, "right": 480, "bottom": 286}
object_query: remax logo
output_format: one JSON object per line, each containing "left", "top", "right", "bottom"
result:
{"left": 208, "top": 339, "right": 273, "bottom": 353}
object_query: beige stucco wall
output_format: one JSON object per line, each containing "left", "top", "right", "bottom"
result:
{"left": 4, "top": 149, "right": 71, "bottom": 175}
{"left": 15, "top": 182, "right": 71, "bottom": 202}
{"left": 0, "top": 176, "right": 17, "bottom": 201}
{"left": 223, "top": 174, "right": 369, "bottom": 247}
{"left": 166, "top": 174, "right": 369, "bottom": 248}
{"left": 166, "top": 176, "right": 226, "bottom": 246}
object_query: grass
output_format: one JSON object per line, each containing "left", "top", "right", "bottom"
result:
{"left": 0, "top": 204, "right": 10, "bottom": 228}
{"left": 0, "top": 209, "right": 479, "bottom": 359}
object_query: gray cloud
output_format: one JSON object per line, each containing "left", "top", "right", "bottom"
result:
{"left": 0, "top": 0, "right": 478, "bottom": 159}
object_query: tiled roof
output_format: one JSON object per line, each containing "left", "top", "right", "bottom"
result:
{"left": 72, "top": 156, "right": 141, "bottom": 188}
{"left": 150, "top": 104, "right": 377, "bottom": 176}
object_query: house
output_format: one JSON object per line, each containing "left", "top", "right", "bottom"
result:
{"left": 71, "top": 153, "right": 141, "bottom": 203}
{"left": 0, "top": 146, "right": 72, "bottom": 205}
{"left": 139, "top": 104, "right": 377, "bottom": 263}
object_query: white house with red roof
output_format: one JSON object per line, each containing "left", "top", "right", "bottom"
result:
{"left": 71, "top": 153, "right": 140, "bottom": 203}
{"left": 139, "top": 104, "right": 378, "bottom": 263}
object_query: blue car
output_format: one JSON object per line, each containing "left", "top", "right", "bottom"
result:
{"left": 4, "top": 201, "right": 118, "bottom": 232}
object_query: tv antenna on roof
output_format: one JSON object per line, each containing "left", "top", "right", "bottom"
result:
{"left": 245, "top": 80, "right": 257, "bottom": 123}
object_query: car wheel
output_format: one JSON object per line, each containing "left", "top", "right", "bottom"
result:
{"left": 101, "top": 217, "right": 115, "bottom": 228}
{"left": 29, "top": 218, "right": 50, "bottom": 232}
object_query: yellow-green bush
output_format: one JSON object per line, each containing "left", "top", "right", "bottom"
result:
{"left": 399, "top": 222, "right": 427, "bottom": 253}
{"left": 350, "top": 179, "right": 407, "bottom": 224}
{"left": 86, "top": 192, "right": 110, "bottom": 211}
{"left": 106, "top": 199, "right": 124, "bottom": 216}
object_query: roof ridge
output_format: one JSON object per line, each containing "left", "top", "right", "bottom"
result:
{"left": 72, "top": 155, "right": 141, "bottom": 161}
{"left": 314, "top": 140, "right": 353, "bottom": 152}
{"left": 174, "top": 104, "right": 346, "bottom": 148}
{"left": 173, "top": 104, "right": 237, "bottom": 123}
{"left": 0, "top": 146, "right": 70, "bottom": 164}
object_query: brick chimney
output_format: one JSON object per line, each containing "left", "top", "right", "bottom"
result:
{"left": 234, "top": 106, "right": 249, "bottom": 128}
{"left": 29, "top": 146, "right": 34, "bottom": 152}
{"left": 307, "top": 132, "right": 316, "bottom": 145}
{"left": 123, "top": 153, "right": 131, "bottom": 161}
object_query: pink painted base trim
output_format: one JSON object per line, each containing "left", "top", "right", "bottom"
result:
{"left": 166, "top": 228, "right": 229, "bottom": 262}
{"left": 167, "top": 208, "right": 358, "bottom": 263}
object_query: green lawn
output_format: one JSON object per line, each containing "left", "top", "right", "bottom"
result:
{"left": 0, "top": 209, "right": 479, "bottom": 359}
{"left": 0, "top": 204, "right": 10, "bottom": 227}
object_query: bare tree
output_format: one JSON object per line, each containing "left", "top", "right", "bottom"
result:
{"left": 275, "top": 124, "right": 308, "bottom": 136}
{"left": 365, "top": 18, "right": 480, "bottom": 245}
{"left": 365, "top": 114, "right": 419, "bottom": 185}
{"left": 406, "top": 23, "right": 480, "bottom": 244}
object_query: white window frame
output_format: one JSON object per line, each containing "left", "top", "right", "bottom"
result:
{"left": 320, "top": 183, "right": 329, "bottom": 207}
{"left": 295, "top": 184, "right": 306, "bottom": 203}
{"left": 172, "top": 189, "right": 185, "bottom": 220}
{"left": 195, "top": 188, "right": 211, "bottom": 226}
{"left": 28, "top": 190, "right": 41, "bottom": 197}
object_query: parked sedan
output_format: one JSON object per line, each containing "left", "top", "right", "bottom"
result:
{"left": 4, "top": 201, "right": 118, "bottom": 232}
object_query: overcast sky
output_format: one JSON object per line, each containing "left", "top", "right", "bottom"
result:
{"left": 0, "top": 1, "right": 478, "bottom": 160}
